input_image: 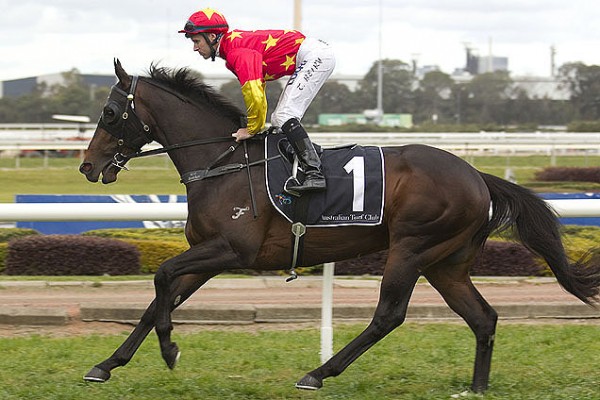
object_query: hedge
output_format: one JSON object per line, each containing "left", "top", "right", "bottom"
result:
{"left": 0, "top": 228, "right": 40, "bottom": 243}
{"left": 0, "top": 228, "right": 40, "bottom": 273}
{"left": 82, "top": 228, "right": 189, "bottom": 273}
{"left": 535, "top": 167, "right": 600, "bottom": 183}
{"left": 0, "top": 243, "right": 7, "bottom": 274}
{"left": 125, "top": 239, "right": 190, "bottom": 274}
{"left": 5, "top": 234, "right": 140, "bottom": 276}
{"left": 1, "top": 225, "right": 599, "bottom": 277}
{"left": 333, "top": 240, "right": 548, "bottom": 277}
{"left": 83, "top": 228, "right": 186, "bottom": 241}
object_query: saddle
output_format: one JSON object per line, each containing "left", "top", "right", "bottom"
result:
{"left": 262, "top": 132, "right": 385, "bottom": 280}
{"left": 265, "top": 133, "right": 385, "bottom": 228}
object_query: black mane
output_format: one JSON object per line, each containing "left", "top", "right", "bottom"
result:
{"left": 146, "top": 64, "right": 245, "bottom": 123}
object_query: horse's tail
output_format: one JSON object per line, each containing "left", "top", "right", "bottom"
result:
{"left": 478, "top": 172, "right": 600, "bottom": 305}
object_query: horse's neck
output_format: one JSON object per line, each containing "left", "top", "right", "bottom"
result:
{"left": 158, "top": 120, "right": 240, "bottom": 176}
{"left": 144, "top": 93, "right": 242, "bottom": 176}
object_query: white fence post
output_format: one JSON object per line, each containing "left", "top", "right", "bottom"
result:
{"left": 321, "top": 262, "right": 335, "bottom": 363}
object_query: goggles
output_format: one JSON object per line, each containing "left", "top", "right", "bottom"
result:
{"left": 180, "top": 20, "right": 228, "bottom": 34}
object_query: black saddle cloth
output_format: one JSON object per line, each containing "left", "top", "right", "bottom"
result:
{"left": 264, "top": 134, "right": 384, "bottom": 227}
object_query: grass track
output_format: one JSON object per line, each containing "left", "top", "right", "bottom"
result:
{"left": 0, "top": 323, "right": 599, "bottom": 399}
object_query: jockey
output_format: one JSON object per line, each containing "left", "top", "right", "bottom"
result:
{"left": 179, "top": 7, "right": 335, "bottom": 192}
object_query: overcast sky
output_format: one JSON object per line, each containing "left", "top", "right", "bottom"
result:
{"left": 2, "top": 0, "right": 599, "bottom": 81}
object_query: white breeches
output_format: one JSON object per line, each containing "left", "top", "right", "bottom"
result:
{"left": 270, "top": 37, "right": 336, "bottom": 127}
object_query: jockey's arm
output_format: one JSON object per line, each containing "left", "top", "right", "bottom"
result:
{"left": 226, "top": 48, "right": 268, "bottom": 138}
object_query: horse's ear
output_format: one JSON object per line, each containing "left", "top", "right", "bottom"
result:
{"left": 113, "top": 58, "right": 131, "bottom": 88}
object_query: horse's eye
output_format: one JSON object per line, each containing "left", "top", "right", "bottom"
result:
{"left": 102, "top": 103, "right": 120, "bottom": 124}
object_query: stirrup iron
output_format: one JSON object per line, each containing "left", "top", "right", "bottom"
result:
{"left": 284, "top": 156, "right": 301, "bottom": 197}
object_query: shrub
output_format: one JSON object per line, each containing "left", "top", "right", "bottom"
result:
{"left": 5, "top": 235, "right": 140, "bottom": 276}
{"left": 334, "top": 251, "right": 386, "bottom": 276}
{"left": 0, "top": 228, "right": 40, "bottom": 243}
{"left": 535, "top": 167, "right": 600, "bottom": 183}
{"left": 0, "top": 229, "right": 40, "bottom": 273}
{"left": 471, "top": 241, "right": 546, "bottom": 276}
{"left": 567, "top": 120, "right": 600, "bottom": 132}
{"left": 560, "top": 225, "right": 600, "bottom": 263}
{"left": 0, "top": 243, "right": 7, "bottom": 274}
{"left": 124, "top": 239, "right": 190, "bottom": 274}
{"left": 83, "top": 228, "right": 186, "bottom": 241}
{"left": 82, "top": 228, "right": 189, "bottom": 274}
{"left": 333, "top": 241, "right": 548, "bottom": 277}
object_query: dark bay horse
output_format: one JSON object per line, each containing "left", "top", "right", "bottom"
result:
{"left": 79, "top": 60, "right": 600, "bottom": 393}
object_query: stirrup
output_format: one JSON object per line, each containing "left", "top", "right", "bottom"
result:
{"left": 286, "top": 268, "right": 298, "bottom": 282}
{"left": 284, "top": 155, "right": 302, "bottom": 197}
{"left": 284, "top": 176, "right": 302, "bottom": 197}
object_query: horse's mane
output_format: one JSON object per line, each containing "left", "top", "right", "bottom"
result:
{"left": 146, "top": 64, "right": 245, "bottom": 123}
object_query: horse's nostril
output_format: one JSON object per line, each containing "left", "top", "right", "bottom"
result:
{"left": 79, "top": 163, "right": 92, "bottom": 174}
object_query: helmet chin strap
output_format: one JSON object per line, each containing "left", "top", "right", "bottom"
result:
{"left": 202, "top": 33, "right": 223, "bottom": 61}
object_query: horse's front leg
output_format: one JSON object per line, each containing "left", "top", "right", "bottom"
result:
{"left": 153, "top": 236, "right": 245, "bottom": 369}
{"left": 84, "top": 272, "right": 218, "bottom": 382}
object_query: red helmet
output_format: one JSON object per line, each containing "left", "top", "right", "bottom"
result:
{"left": 179, "top": 8, "right": 229, "bottom": 36}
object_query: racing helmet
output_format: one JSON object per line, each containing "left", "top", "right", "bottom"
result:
{"left": 179, "top": 8, "right": 229, "bottom": 37}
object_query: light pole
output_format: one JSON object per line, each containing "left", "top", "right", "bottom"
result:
{"left": 376, "top": 0, "right": 384, "bottom": 125}
{"left": 293, "top": 0, "right": 302, "bottom": 30}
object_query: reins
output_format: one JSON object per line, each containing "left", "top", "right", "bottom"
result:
{"left": 107, "top": 75, "right": 281, "bottom": 186}
{"left": 116, "top": 132, "right": 280, "bottom": 186}
{"left": 116, "top": 136, "right": 235, "bottom": 164}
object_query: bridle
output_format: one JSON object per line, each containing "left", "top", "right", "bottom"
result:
{"left": 96, "top": 75, "right": 279, "bottom": 185}
{"left": 98, "top": 75, "right": 239, "bottom": 172}
{"left": 97, "top": 76, "right": 153, "bottom": 169}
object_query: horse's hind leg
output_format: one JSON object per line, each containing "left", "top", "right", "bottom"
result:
{"left": 423, "top": 261, "right": 498, "bottom": 393}
{"left": 296, "top": 249, "right": 421, "bottom": 390}
{"left": 84, "top": 272, "right": 217, "bottom": 382}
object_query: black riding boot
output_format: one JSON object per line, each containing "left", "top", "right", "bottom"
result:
{"left": 281, "top": 118, "right": 326, "bottom": 192}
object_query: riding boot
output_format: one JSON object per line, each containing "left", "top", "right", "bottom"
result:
{"left": 281, "top": 118, "right": 326, "bottom": 192}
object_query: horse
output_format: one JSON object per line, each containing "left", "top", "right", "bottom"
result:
{"left": 79, "top": 59, "right": 600, "bottom": 393}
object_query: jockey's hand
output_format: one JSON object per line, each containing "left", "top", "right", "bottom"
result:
{"left": 232, "top": 128, "right": 253, "bottom": 142}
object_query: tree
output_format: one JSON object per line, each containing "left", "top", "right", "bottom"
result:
{"left": 0, "top": 83, "right": 51, "bottom": 123}
{"left": 356, "top": 59, "right": 416, "bottom": 114}
{"left": 559, "top": 62, "right": 600, "bottom": 120}
{"left": 414, "top": 70, "right": 454, "bottom": 124}
{"left": 304, "top": 81, "right": 361, "bottom": 124}
{"left": 463, "top": 71, "right": 513, "bottom": 124}
{"left": 219, "top": 79, "right": 283, "bottom": 125}
{"left": 219, "top": 79, "right": 246, "bottom": 110}
{"left": 0, "top": 69, "right": 112, "bottom": 123}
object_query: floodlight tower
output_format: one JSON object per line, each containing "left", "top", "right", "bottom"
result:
{"left": 376, "top": 0, "right": 384, "bottom": 125}
{"left": 294, "top": 0, "right": 302, "bottom": 30}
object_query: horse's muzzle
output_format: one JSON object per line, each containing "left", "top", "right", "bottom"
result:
{"left": 79, "top": 162, "right": 93, "bottom": 175}
{"left": 79, "top": 162, "right": 105, "bottom": 183}
{"left": 79, "top": 162, "right": 98, "bottom": 182}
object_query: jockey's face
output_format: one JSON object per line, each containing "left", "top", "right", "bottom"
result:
{"left": 190, "top": 33, "right": 216, "bottom": 60}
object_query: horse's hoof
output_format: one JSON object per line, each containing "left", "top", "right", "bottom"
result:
{"left": 83, "top": 366, "right": 111, "bottom": 383}
{"left": 295, "top": 373, "right": 323, "bottom": 390}
{"left": 163, "top": 343, "right": 181, "bottom": 370}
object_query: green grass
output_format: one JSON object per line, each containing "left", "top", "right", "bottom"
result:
{"left": 0, "top": 323, "right": 598, "bottom": 399}
{"left": 0, "top": 156, "right": 184, "bottom": 203}
{"left": 0, "top": 154, "right": 598, "bottom": 203}
{"left": 466, "top": 155, "right": 600, "bottom": 189}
